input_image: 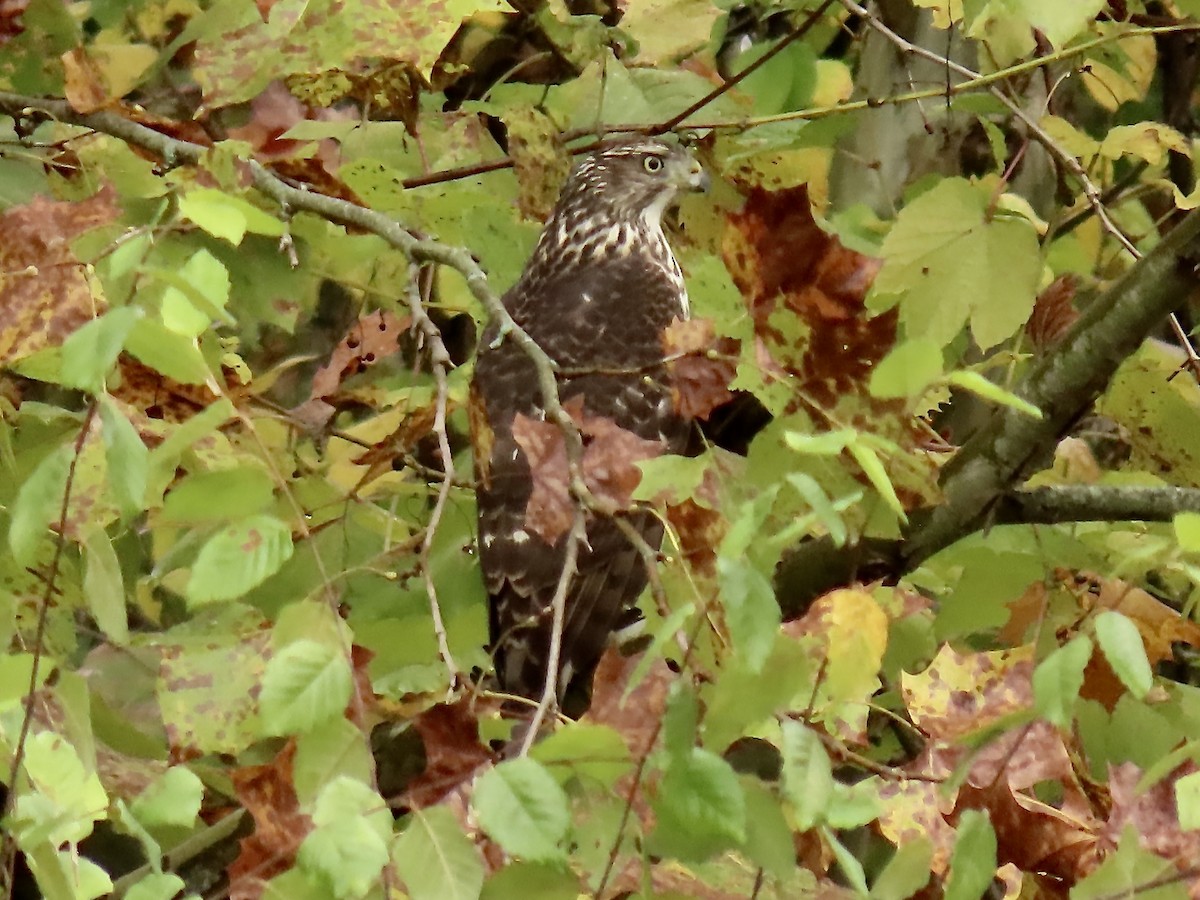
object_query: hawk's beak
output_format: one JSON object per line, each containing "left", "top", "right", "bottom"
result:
{"left": 687, "top": 160, "right": 711, "bottom": 193}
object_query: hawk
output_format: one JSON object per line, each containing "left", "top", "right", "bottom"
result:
{"left": 472, "top": 137, "right": 709, "bottom": 713}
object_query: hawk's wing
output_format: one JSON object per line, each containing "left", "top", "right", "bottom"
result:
{"left": 473, "top": 256, "right": 691, "bottom": 712}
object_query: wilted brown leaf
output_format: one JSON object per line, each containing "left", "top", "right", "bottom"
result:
{"left": 1074, "top": 571, "right": 1200, "bottom": 664}
{"left": 62, "top": 47, "right": 109, "bottom": 113}
{"left": 310, "top": 309, "right": 409, "bottom": 400}
{"left": 403, "top": 700, "right": 495, "bottom": 809}
{"left": 228, "top": 81, "right": 362, "bottom": 200}
{"left": 0, "top": 186, "right": 119, "bottom": 365}
{"left": 512, "top": 399, "right": 666, "bottom": 544}
{"left": 722, "top": 184, "right": 890, "bottom": 408}
{"left": 662, "top": 316, "right": 738, "bottom": 420}
{"left": 583, "top": 647, "right": 674, "bottom": 760}
{"left": 1102, "top": 761, "right": 1200, "bottom": 892}
{"left": 228, "top": 741, "right": 311, "bottom": 900}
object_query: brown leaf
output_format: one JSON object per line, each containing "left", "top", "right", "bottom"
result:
{"left": 958, "top": 778, "right": 1099, "bottom": 882}
{"left": 512, "top": 400, "right": 667, "bottom": 544}
{"left": 722, "top": 184, "right": 891, "bottom": 408}
{"left": 583, "top": 647, "right": 673, "bottom": 760}
{"left": 662, "top": 317, "right": 738, "bottom": 420}
{"left": 62, "top": 47, "right": 110, "bottom": 113}
{"left": 349, "top": 405, "right": 439, "bottom": 480}
{"left": 1075, "top": 571, "right": 1200, "bottom": 664}
{"left": 0, "top": 187, "right": 119, "bottom": 366}
{"left": 403, "top": 700, "right": 495, "bottom": 809}
{"left": 310, "top": 309, "right": 409, "bottom": 400}
{"left": 228, "top": 81, "right": 361, "bottom": 198}
{"left": 111, "top": 355, "right": 221, "bottom": 426}
{"left": 1103, "top": 761, "right": 1200, "bottom": 891}
{"left": 665, "top": 498, "right": 725, "bottom": 575}
{"left": 227, "top": 742, "right": 311, "bottom": 900}
{"left": 512, "top": 411, "right": 573, "bottom": 543}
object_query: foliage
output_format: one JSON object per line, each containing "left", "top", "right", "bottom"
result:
{"left": 2, "top": 0, "right": 1200, "bottom": 898}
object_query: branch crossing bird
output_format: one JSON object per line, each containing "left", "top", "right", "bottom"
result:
{"left": 471, "top": 137, "right": 709, "bottom": 714}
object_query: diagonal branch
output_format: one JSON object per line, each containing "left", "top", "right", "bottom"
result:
{"left": 775, "top": 210, "right": 1200, "bottom": 612}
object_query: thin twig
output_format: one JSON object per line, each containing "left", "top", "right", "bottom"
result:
{"left": 404, "top": 266, "right": 459, "bottom": 682}
{"left": 518, "top": 511, "right": 586, "bottom": 756}
{"left": 1, "top": 402, "right": 98, "bottom": 889}
{"left": 653, "top": 0, "right": 837, "bottom": 134}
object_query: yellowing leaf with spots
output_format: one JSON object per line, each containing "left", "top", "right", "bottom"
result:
{"left": 901, "top": 644, "right": 1034, "bottom": 741}
{"left": 784, "top": 588, "right": 888, "bottom": 742}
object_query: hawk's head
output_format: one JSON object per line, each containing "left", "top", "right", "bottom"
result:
{"left": 555, "top": 138, "right": 709, "bottom": 231}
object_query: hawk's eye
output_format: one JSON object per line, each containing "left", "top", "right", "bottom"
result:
{"left": 643, "top": 155, "right": 664, "bottom": 174}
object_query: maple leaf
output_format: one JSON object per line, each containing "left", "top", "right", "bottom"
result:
{"left": 722, "top": 184, "right": 890, "bottom": 408}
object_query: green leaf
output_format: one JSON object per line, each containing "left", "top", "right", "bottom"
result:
{"left": 946, "top": 370, "right": 1042, "bottom": 418}
{"left": 1174, "top": 511, "right": 1200, "bottom": 553}
{"left": 260, "top": 639, "right": 353, "bottom": 736}
{"left": 178, "top": 188, "right": 283, "bottom": 245}
{"left": 531, "top": 723, "right": 631, "bottom": 788}
{"left": 869, "top": 339, "right": 943, "bottom": 399}
{"left": 12, "top": 731, "right": 108, "bottom": 846}
{"left": 124, "top": 318, "right": 213, "bottom": 384}
{"left": 293, "top": 718, "right": 374, "bottom": 809}
{"left": 717, "top": 555, "right": 781, "bottom": 672}
{"left": 98, "top": 397, "right": 149, "bottom": 518}
{"left": 662, "top": 682, "right": 699, "bottom": 760}
{"left": 161, "top": 466, "right": 275, "bottom": 523}
{"left": 480, "top": 862, "right": 581, "bottom": 900}
{"left": 1177, "top": 771, "right": 1200, "bottom": 830}
{"left": 81, "top": 524, "right": 129, "bottom": 645}
{"left": 780, "top": 720, "right": 832, "bottom": 831}
{"left": 1033, "top": 635, "right": 1092, "bottom": 728}
{"left": 9, "top": 443, "right": 71, "bottom": 566}
{"left": 394, "top": 806, "right": 484, "bottom": 900}
{"left": 847, "top": 440, "right": 907, "bottom": 521}
{"left": 871, "top": 838, "right": 933, "bottom": 900}
{"left": 131, "top": 766, "right": 203, "bottom": 829}
{"left": 24, "top": 846, "right": 112, "bottom": 900}
{"left": 651, "top": 747, "right": 746, "bottom": 859}
{"left": 945, "top": 809, "right": 996, "bottom": 900}
{"left": 185, "top": 514, "right": 295, "bottom": 605}
{"left": 298, "top": 777, "right": 391, "bottom": 899}
{"left": 156, "top": 249, "right": 232, "bottom": 337}
{"left": 0, "top": 654, "right": 47, "bottom": 712}
{"left": 59, "top": 306, "right": 142, "bottom": 393}
{"left": 742, "top": 780, "right": 796, "bottom": 878}
{"left": 823, "top": 825, "right": 869, "bottom": 895}
{"left": 124, "top": 872, "right": 186, "bottom": 900}
{"left": 473, "top": 757, "right": 570, "bottom": 862}
{"left": 1094, "top": 611, "right": 1153, "bottom": 699}
{"left": 871, "top": 177, "right": 1041, "bottom": 350}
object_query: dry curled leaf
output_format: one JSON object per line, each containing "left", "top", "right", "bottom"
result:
{"left": 512, "top": 398, "right": 666, "bottom": 544}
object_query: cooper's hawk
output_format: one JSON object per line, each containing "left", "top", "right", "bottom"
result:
{"left": 472, "top": 138, "right": 708, "bottom": 713}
